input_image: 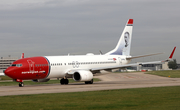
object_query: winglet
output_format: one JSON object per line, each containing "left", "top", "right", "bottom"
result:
{"left": 169, "top": 47, "right": 176, "bottom": 59}
{"left": 21, "top": 53, "right": 24, "bottom": 59}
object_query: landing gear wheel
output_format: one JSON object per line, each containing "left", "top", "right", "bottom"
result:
{"left": 60, "top": 78, "right": 65, "bottom": 85}
{"left": 19, "top": 82, "right": 24, "bottom": 87}
{"left": 89, "top": 79, "right": 93, "bottom": 84}
{"left": 64, "top": 79, "right": 69, "bottom": 85}
{"left": 85, "top": 81, "right": 89, "bottom": 84}
{"left": 85, "top": 79, "right": 93, "bottom": 84}
{"left": 60, "top": 78, "right": 69, "bottom": 85}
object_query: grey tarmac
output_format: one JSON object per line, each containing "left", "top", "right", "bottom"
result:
{"left": 1, "top": 72, "right": 180, "bottom": 96}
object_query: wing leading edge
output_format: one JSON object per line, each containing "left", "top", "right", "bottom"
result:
{"left": 126, "top": 53, "right": 163, "bottom": 60}
{"left": 90, "top": 47, "right": 176, "bottom": 72}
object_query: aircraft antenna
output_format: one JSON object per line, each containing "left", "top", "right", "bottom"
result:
{"left": 99, "top": 50, "right": 103, "bottom": 55}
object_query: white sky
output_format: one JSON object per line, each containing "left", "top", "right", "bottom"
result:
{"left": 0, "top": 0, "right": 179, "bottom": 63}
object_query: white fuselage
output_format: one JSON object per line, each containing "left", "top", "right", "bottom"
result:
{"left": 45, "top": 54, "right": 130, "bottom": 78}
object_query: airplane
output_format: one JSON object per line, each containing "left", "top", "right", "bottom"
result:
{"left": 4, "top": 19, "right": 176, "bottom": 87}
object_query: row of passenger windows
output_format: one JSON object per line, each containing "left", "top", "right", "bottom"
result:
{"left": 68, "top": 61, "right": 116, "bottom": 65}
{"left": 35, "top": 63, "right": 62, "bottom": 66}
{"left": 35, "top": 64, "right": 49, "bottom": 67}
{"left": 51, "top": 61, "right": 116, "bottom": 66}
{"left": 51, "top": 63, "right": 62, "bottom": 66}
{"left": 10, "top": 61, "right": 116, "bottom": 67}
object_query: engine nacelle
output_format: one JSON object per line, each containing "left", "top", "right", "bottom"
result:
{"left": 73, "top": 70, "right": 93, "bottom": 82}
{"left": 32, "top": 78, "right": 50, "bottom": 82}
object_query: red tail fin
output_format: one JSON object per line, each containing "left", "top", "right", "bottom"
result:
{"left": 21, "top": 53, "right": 24, "bottom": 59}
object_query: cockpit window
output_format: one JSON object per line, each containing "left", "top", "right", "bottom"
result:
{"left": 10, "top": 64, "right": 22, "bottom": 67}
{"left": 11, "top": 64, "right": 16, "bottom": 66}
{"left": 16, "top": 64, "right": 22, "bottom": 67}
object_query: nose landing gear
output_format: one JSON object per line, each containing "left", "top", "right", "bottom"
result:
{"left": 14, "top": 79, "right": 24, "bottom": 87}
{"left": 19, "top": 82, "right": 24, "bottom": 87}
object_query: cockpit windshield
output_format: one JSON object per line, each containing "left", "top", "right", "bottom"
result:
{"left": 11, "top": 64, "right": 16, "bottom": 66}
{"left": 10, "top": 64, "right": 22, "bottom": 67}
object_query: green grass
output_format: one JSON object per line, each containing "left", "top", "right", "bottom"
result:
{"left": 146, "top": 70, "right": 180, "bottom": 78}
{"left": 0, "top": 76, "right": 12, "bottom": 80}
{"left": 0, "top": 78, "right": 101, "bottom": 86}
{"left": 0, "top": 86, "right": 180, "bottom": 110}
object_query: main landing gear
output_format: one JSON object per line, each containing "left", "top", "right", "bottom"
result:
{"left": 60, "top": 78, "right": 93, "bottom": 85}
{"left": 60, "top": 78, "right": 69, "bottom": 85}
{"left": 85, "top": 79, "right": 93, "bottom": 84}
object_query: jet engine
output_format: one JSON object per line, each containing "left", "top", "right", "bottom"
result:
{"left": 32, "top": 78, "right": 50, "bottom": 82}
{"left": 73, "top": 70, "right": 93, "bottom": 82}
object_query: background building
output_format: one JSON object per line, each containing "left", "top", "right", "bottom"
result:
{"left": 0, "top": 57, "right": 18, "bottom": 70}
{"left": 0, "top": 57, "right": 18, "bottom": 76}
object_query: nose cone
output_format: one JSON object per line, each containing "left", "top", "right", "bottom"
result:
{"left": 4, "top": 68, "right": 15, "bottom": 78}
{"left": 4, "top": 68, "right": 9, "bottom": 75}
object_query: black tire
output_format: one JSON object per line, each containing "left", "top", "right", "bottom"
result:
{"left": 19, "top": 82, "right": 24, "bottom": 87}
{"left": 89, "top": 79, "right": 93, "bottom": 84}
{"left": 85, "top": 81, "right": 89, "bottom": 84}
{"left": 85, "top": 79, "right": 93, "bottom": 84}
{"left": 64, "top": 79, "right": 69, "bottom": 85}
{"left": 60, "top": 78, "right": 65, "bottom": 85}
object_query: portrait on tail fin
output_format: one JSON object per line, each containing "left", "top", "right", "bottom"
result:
{"left": 105, "top": 19, "right": 133, "bottom": 56}
{"left": 124, "top": 32, "right": 130, "bottom": 47}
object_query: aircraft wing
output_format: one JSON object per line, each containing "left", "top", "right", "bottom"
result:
{"left": 126, "top": 53, "right": 163, "bottom": 60}
{"left": 91, "top": 47, "right": 176, "bottom": 72}
{"left": 90, "top": 61, "right": 162, "bottom": 71}
{"left": 66, "top": 47, "right": 176, "bottom": 74}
